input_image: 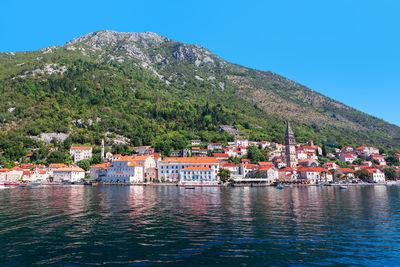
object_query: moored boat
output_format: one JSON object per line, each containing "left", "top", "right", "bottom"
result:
{"left": 339, "top": 185, "right": 348, "bottom": 189}
{"left": 27, "top": 182, "right": 41, "bottom": 186}
{"left": 276, "top": 184, "right": 284, "bottom": 189}
{"left": 4, "top": 182, "right": 20, "bottom": 186}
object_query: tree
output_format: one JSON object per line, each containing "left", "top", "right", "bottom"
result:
{"left": 47, "top": 151, "right": 65, "bottom": 164}
{"left": 63, "top": 137, "right": 72, "bottom": 150}
{"left": 352, "top": 158, "right": 363, "bottom": 166}
{"left": 77, "top": 160, "right": 90, "bottom": 171}
{"left": 385, "top": 155, "right": 399, "bottom": 166}
{"left": 246, "top": 145, "right": 266, "bottom": 163}
{"left": 90, "top": 154, "right": 102, "bottom": 165}
{"left": 218, "top": 168, "right": 231, "bottom": 183}
{"left": 383, "top": 167, "right": 398, "bottom": 180}
{"left": 355, "top": 169, "right": 370, "bottom": 181}
{"left": 229, "top": 156, "right": 241, "bottom": 164}
{"left": 322, "top": 145, "right": 327, "bottom": 157}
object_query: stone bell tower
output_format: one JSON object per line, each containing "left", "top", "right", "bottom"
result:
{"left": 285, "top": 122, "right": 298, "bottom": 168}
{"left": 101, "top": 138, "right": 105, "bottom": 162}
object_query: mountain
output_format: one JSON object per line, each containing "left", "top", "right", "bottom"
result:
{"left": 0, "top": 30, "right": 399, "bottom": 159}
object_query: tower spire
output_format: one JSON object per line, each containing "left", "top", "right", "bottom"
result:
{"left": 286, "top": 121, "right": 294, "bottom": 136}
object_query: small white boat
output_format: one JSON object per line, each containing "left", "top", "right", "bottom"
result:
{"left": 27, "top": 182, "right": 41, "bottom": 186}
{"left": 339, "top": 185, "right": 348, "bottom": 189}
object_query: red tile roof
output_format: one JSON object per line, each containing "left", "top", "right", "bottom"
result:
{"left": 213, "top": 153, "right": 229, "bottom": 158}
{"left": 338, "top": 168, "right": 355, "bottom": 173}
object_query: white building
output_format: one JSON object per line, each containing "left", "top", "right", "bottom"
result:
{"left": 179, "top": 167, "right": 217, "bottom": 184}
{"left": 296, "top": 150, "right": 308, "bottom": 161}
{"left": 339, "top": 154, "right": 357, "bottom": 164}
{"left": 0, "top": 167, "right": 24, "bottom": 182}
{"left": 53, "top": 167, "right": 85, "bottom": 183}
{"left": 158, "top": 157, "right": 219, "bottom": 182}
{"left": 103, "top": 158, "right": 143, "bottom": 183}
{"left": 297, "top": 167, "right": 332, "bottom": 184}
{"left": 207, "top": 143, "right": 223, "bottom": 151}
{"left": 355, "top": 146, "right": 380, "bottom": 157}
{"left": 235, "top": 139, "right": 249, "bottom": 147}
{"left": 220, "top": 162, "right": 239, "bottom": 175}
{"left": 368, "top": 169, "right": 386, "bottom": 183}
{"left": 70, "top": 146, "right": 93, "bottom": 163}
{"left": 89, "top": 163, "right": 109, "bottom": 180}
{"left": 191, "top": 140, "right": 201, "bottom": 146}
{"left": 131, "top": 155, "right": 157, "bottom": 180}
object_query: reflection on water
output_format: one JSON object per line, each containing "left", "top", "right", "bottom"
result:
{"left": 1, "top": 185, "right": 400, "bottom": 265}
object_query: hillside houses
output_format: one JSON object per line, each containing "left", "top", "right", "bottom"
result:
{"left": 2, "top": 122, "right": 399, "bottom": 186}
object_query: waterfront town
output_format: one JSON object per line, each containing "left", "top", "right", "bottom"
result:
{"left": 1, "top": 123, "right": 400, "bottom": 186}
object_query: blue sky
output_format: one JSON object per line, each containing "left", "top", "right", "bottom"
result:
{"left": 1, "top": 0, "right": 399, "bottom": 126}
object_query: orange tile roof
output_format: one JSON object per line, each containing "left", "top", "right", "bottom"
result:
{"left": 182, "top": 167, "right": 212, "bottom": 171}
{"left": 338, "top": 168, "right": 355, "bottom": 173}
{"left": 258, "top": 162, "right": 274, "bottom": 166}
{"left": 33, "top": 164, "right": 46, "bottom": 168}
{"left": 20, "top": 164, "right": 31, "bottom": 169}
{"left": 54, "top": 167, "right": 85, "bottom": 172}
{"left": 160, "top": 157, "right": 218, "bottom": 164}
{"left": 366, "top": 168, "right": 380, "bottom": 174}
{"left": 114, "top": 156, "right": 136, "bottom": 162}
{"left": 49, "top": 163, "right": 68, "bottom": 168}
{"left": 132, "top": 155, "right": 151, "bottom": 161}
{"left": 90, "top": 163, "right": 110, "bottom": 169}
{"left": 128, "top": 162, "right": 141, "bottom": 167}
{"left": 221, "top": 162, "right": 238, "bottom": 167}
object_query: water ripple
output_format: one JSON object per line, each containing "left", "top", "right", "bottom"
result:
{"left": 1, "top": 186, "right": 400, "bottom": 265}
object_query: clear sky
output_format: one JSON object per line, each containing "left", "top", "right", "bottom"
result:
{"left": 1, "top": 0, "right": 399, "bottom": 126}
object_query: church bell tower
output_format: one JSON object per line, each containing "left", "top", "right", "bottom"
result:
{"left": 285, "top": 122, "right": 298, "bottom": 168}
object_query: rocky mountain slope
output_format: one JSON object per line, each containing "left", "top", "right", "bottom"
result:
{"left": 0, "top": 30, "right": 399, "bottom": 158}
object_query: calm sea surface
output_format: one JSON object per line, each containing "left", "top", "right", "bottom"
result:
{"left": 1, "top": 185, "right": 400, "bottom": 266}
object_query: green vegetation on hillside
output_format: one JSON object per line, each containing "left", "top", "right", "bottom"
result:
{"left": 0, "top": 30, "right": 399, "bottom": 163}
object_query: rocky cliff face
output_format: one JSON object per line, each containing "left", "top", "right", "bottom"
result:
{"left": 64, "top": 30, "right": 221, "bottom": 68}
